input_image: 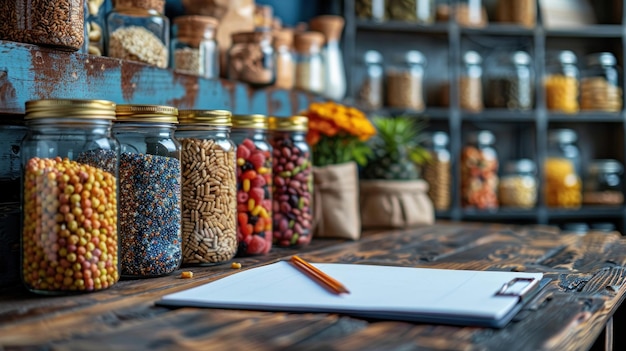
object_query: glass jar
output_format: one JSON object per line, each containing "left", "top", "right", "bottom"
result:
{"left": 0, "top": 124, "right": 27, "bottom": 203}
{"left": 0, "top": 0, "right": 85, "bottom": 51}
{"left": 355, "top": 0, "right": 385, "bottom": 21}
{"left": 387, "top": 0, "right": 435, "bottom": 24}
{"left": 113, "top": 105, "right": 182, "bottom": 277}
{"left": 228, "top": 31, "right": 275, "bottom": 87}
{"left": 460, "top": 51, "right": 483, "bottom": 112}
{"left": 231, "top": 115, "right": 273, "bottom": 256}
{"left": 386, "top": 50, "right": 426, "bottom": 110}
{"left": 269, "top": 116, "right": 313, "bottom": 248}
{"left": 545, "top": 129, "right": 582, "bottom": 208}
{"left": 253, "top": 4, "right": 273, "bottom": 32}
{"left": 545, "top": 51, "right": 579, "bottom": 113}
{"left": 456, "top": 0, "right": 488, "bottom": 27}
{"left": 172, "top": 15, "right": 219, "bottom": 78}
{"left": 486, "top": 51, "right": 534, "bottom": 110}
{"left": 310, "top": 15, "right": 347, "bottom": 101}
{"left": 461, "top": 130, "right": 499, "bottom": 209}
{"left": 21, "top": 99, "right": 120, "bottom": 294}
{"left": 421, "top": 131, "right": 451, "bottom": 211}
{"left": 581, "top": 52, "right": 623, "bottom": 112}
{"left": 176, "top": 110, "right": 238, "bottom": 264}
{"left": 272, "top": 29, "right": 296, "bottom": 90}
{"left": 0, "top": 202, "right": 20, "bottom": 288}
{"left": 357, "top": 50, "right": 384, "bottom": 111}
{"left": 106, "top": 0, "right": 169, "bottom": 68}
{"left": 583, "top": 159, "right": 624, "bottom": 206}
{"left": 495, "top": 0, "right": 536, "bottom": 28}
{"left": 498, "top": 159, "right": 537, "bottom": 208}
{"left": 86, "top": 0, "right": 112, "bottom": 55}
{"left": 294, "top": 31, "right": 325, "bottom": 94}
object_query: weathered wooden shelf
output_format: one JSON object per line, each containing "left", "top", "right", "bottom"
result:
{"left": 0, "top": 40, "right": 316, "bottom": 116}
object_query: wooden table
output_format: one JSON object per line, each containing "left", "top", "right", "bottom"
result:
{"left": 2, "top": 222, "right": 626, "bottom": 350}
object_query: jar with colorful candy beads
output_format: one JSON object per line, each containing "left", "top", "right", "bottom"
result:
{"left": 268, "top": 116, "right": 313, "bottom": 248}
{"left": 176, "top": 110, "right": 238, "bottom": 264}
{"left": 545, "top": 51, "right": 580, "bottom": 113}
{"left": 461, "top": 130, "right": 499, "bottom": 209}
{"left": 20, "top": 99, "right": 120, "bottom": 294}
{"left": 231, "top": 115, "right": 273, "bottom": 256}
{"left": 113, "top": 104, "right": 182, "bottom": 277}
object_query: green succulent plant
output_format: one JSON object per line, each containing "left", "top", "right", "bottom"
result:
{"left": 361, "top": 116, "right": 430, "bottom": 180}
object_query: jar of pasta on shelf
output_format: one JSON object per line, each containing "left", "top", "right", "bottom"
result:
{"left": 544, "top": 129, "right": 582, "bottom": 208}
{"left": 113, "top": 105, "right": 182, "bottom": 277}
{"left": 106, "top": 0, "right": 169, "bottom": 68}
{"left": 21, "top": 99, "right": 120, "bottom": 294}
{"left": 269, "top": 116, "right": 313, "bottom": 248}
{"left": 172, "top": 15, "right": 219, "bottom": 78}
{"left": 545, "top": 51, "right": 580, "bottom": 114}
{"left": 231, "top": 115, "right": 273, "bottom": 256}
{"left": 485, "top": 51, "right": 534, "bottom": 111}
{"left": 461, "top": 130, "right": 499, "bottom": 210}
{"left": 176, "top": 110, "right": 238, "bottom": 264}
{"left": 294, "top": 31, "right": 325, "bottom": 95}
{"left": 421, "top": 131, "right": 451, "bottom": 211}
{"left": 386, "top": 50, "right": 426, "bottom": 111}
{"left": 357, "top": 50, "right": 384, "bottom": 111}
{"left": 228, "top": 31, "right": 275, "bottom": 87}
{"left": 498, "top": 159, "right": 537, "bottom": 208}
{"left": 583, "top": 159, "right": 623, "bottom": 206}
{"left": 581, "top": 52, "right": 623, "bottom": 112}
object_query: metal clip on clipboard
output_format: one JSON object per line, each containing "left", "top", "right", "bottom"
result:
{"left": 495, "top": 277, "right": 538, "bottom": 302}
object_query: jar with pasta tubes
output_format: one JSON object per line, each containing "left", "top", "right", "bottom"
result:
{"left": 20, "top": 99, "right": 120, "bottom": 294}
{"left": 545, "top": 51, "right": 579, "bottom": 113}
{"left": 544, "top": 129, "right": 581, "bottom": 208}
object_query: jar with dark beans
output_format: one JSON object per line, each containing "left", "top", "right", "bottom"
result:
{"left": 231, "top": 115, "right": 273, "bottom": 256}
{"left": 176, "top": 110, "right": 238, "bottom": 264}
{"left": 20, "top": 99, "right": 120, "bottom": 294}
{"left": 113, "top": 105, "right": 182, "bottom": 277}
{"left": 269, "top": 116, "right": 312, "bottom": 248}
{"left": 485, "top": 51, "right": 534, "bottom": 110}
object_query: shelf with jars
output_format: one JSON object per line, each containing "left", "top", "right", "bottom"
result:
{"left": 343, "top": 0, "right": 626, "bottom": 233}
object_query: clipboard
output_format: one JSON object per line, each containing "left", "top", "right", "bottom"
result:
{"left": 157, "top": 261, "right": 546, "bottom": 328}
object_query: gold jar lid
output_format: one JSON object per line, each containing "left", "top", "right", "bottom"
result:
{"left": 25, "top": 99, "right": 117, "bottom": 120}
{"left": 178, "top": 109, "right": 232, "bottom": 126}
{"left": 115, "top": 104, "right": 178, "bottom": 123}
{"left": 268, "top": 116, "right": 308, "bottom": 132}
{"left": 232, "top": 114, "right": 269, "bottom": 130}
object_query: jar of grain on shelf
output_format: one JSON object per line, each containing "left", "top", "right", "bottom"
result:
{"left": 293, "top": 31, "right": 325, "bottom": 95}
{"left": 485, "top": 51, "right": 534, "bottom": 110}
{"left": 172, "top": 15, "right": 219, "bottom": 79}
{"left": 387, "top": 0, "right": 436, "bottom": 25}
{"left": 583, "top": 159, "right": 624, "bottom": 206}
{"left": 272, "top": 29, "right": 296, "bottom": 90}
{"left": 106, "top": 0, "right": 169, "bottom": 68}
{"left": 495, "top": 0, "right": 536, "bottom": 28}
{"left": 545, "top": 51, "right": 580, "bottom": 114}
{"left": 355, "top": 0, "right": 386, "bottom": 22}
{"left": 581, "top": 52, "right": 623, "bottom": 112}
{"left": 228, "top": 31, "right": 275, "bottom": 87}
{"left": 386, "top": 50, "right": 426, "bottom": 111}
{"left": 421, "top": 131, "right": 451, "bottom": 211}
{"left": 460, "top": 51, "right": 484, "bottom": 112}
{"left": 357, "top": 50, "right": 384, "bottom": 111}
{"left": 499, "top": 159, "right": 537, "bottom": 208}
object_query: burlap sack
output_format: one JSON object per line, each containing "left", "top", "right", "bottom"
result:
{"left": 312, "top": 162, "right": 361, "bottom": 240}
{"left": 360, "top": 179, "right": 434, "bottom": 229}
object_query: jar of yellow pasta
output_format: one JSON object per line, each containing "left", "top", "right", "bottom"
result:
{"left": 545, "top": 51, "right": 579, "bottom": 114}
{"left": 544, "top": 129, "right": 581, "bottom": 208}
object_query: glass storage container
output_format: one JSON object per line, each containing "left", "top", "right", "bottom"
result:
{"left": 21, "top": 99, "right": 120, "bottom": 294}
{"left": 86, "top": 0, "right": 112, "bottom": 55}
{"left": 253, "top": 4, "right": 273, "bottom": 32}
{"left": 0, "top": 0, "right": 85, "bottom": 51}
{"left": 0, "top": 124, "right": 27, "bottom": 203}
{"left": 176, "top": 110, "right": 238, "bottom": 264}
{"left": 269, "top": 116, "right": 313, "bottom": 248}
{"left": 460, "top": 51, "right": 483, "bottom": 112}
{"left": 228, "top": 31, "right": 275, "bottom": 87}
{"left": 386, "top": 50, "right": 426, "bottom": 111}
{"left": 544, "top": 129, "right": 581, "bottom": 208}
{"left": 461, "top": 130, "right": 499, "bottom": 209}
{"left": 495, "top": 0, "right": 536, "bottom": 28}
{"left": 106, "top": 0, "right": 169, "bottom": 68}
{"left": 486, "top": 51, "right": 534, "bottom": 110}
{"left": 272, "top": 29, "right": 296, "bottom": 90}
{"left": 421, "top": 131, "right": 451, "bottom": 211}
{"left": 113, "top": 105, "right": 182, "bottom": 277}
{"left": 172, "top": 15, "right": 219, "bottom": 78}
{"left": 294, "top": 31, "right": 326, "bottom": 94}
{"left": 357, "top": 50, "right": 384, "bottom": 111}
{"left": 498, "top": 159, "right": 537, "bottom": 208}
{"left": 457, "top": 0, "right": 488, "bottom": 27}
{"left": 231, "top": 115, "right": 273, "bottom": 256}
{"left": 355, "top": 0, "right": 386, "bottom": 22}
{"left": 387, "top": 0, "right": 435, "bottom": 24}
{"left": 583, "top": 159, "right": 623, "bottom": 206}
{"left": 310, "top": 15, "right": 347, "bottom": 101}
{"left": 0, "top": 202, "right": 20, "bottom": 288}
{"left": 581, "top": 52, "right": 623, "bottom": 112}
{"left": 545, "top": 51, "right": 579, "bottom": 113}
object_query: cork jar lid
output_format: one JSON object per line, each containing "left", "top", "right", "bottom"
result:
{"left": 115, "top": 0, "right": 165, "bottom": 12}
{"left": 231, "top": 31, "right": 271, "bottom": 44}
{"left": 309, "top": 15, "right": 345, "bottom": 42}
{"left": 175, "top": 15, "right": 219, "bottom": 42}
{"left": 293, "top": 31, "right": 325, "bottom": 54}
{"left": 272, "top": 29, "right": 294, "bottom": 48}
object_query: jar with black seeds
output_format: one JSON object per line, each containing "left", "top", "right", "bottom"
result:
{"left": 113, "top": 104, "right": 182, "bottom": 277}
{"left": 176, "top": 110, "right": 238, "bottom": 265}
{"left": 486, "top": 51, "right": 534, "bottom": 110}
{"left": 20, "top": 99, "right": 120, "bottom": 294}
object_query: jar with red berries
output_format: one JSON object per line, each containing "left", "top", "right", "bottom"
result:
{"left": 231, "top": 115, "right": 273, "bottom": 256}
{"left": 268, "top": 116, "right": 312, "bottom": 248}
